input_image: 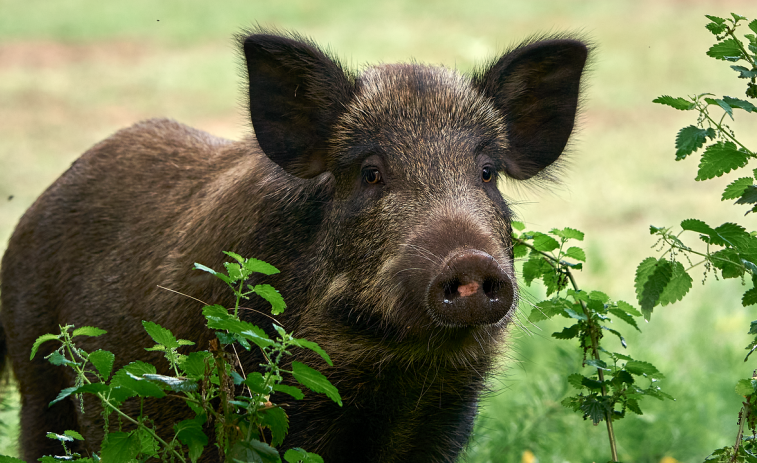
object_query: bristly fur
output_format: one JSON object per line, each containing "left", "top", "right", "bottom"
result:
{"left": 0, "top": 26, "right": 588, "bottom": 463}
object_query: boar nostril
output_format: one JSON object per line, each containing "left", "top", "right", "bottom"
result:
{"left": 428, "top": 250, "right": 515, "bottom": 326}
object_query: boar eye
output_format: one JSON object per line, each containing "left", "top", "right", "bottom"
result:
{"left": 363, "top": 168, "right": 382, "bottom": 185}
{"left": 481, "top": 166, "right": 495, "bottom": 183}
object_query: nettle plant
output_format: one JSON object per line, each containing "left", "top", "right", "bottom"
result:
{"left": 649, "top": 13, "right": 757, "bottom": 462}
{"left": 516, "top": 13, "right": 757, "bottom": 463}
{"left": 22, "top": 252, "right": 338, "bottom": 463}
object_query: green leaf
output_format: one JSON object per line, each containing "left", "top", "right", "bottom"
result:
{"left": 528, "top": 299, "right": 571, "bottom": 322}
{"left": 284, "top": 448, "right": 325, "bottom": 463}
{"left": 230, "top": 439, "right": 282, "bottom": 463}
{"left": 625, "top": 360, "right": 664, "bottom": 378}
{"left": 580, "top": 395, "right": 608, "bottom": 425}
{"left": 89, "top": 349, "right": 115, "bottom": 381}
{"left": 72, "top": 326, "right": 107, "bottom": 338}
{"left": 142, "top": 321, "right": 180, "bottom": 349}
{"left": 111, "top": 364, "right": 166, "bottom": 399}
{"left": 585, "top": 359, "right": 610, "bottom": 371}
{"left": 723, "top": 96, "right": 757, "bottom": 112}
{"left": 273, "top": 383, "right": 305, "bottom": 400}
{"left": 531, "top": 232, "right": 560, "bottom": 252}
{"left": 290, "top": 337, "right": 333, "bottom": 366}
{"left": 252, "top": 284, "right": 287, "bottom": 315}
{"left": 653, "top": 95, "right": 695, "bottom": 110}
{"left": 658, "top": 261, "right": 693, "bottom": 306}
{"left": 744, "top": 287, "right": 757, "bottom": 306}
{"left": 564, "top": 246, "right": 586, "bottom": 262}
{"left": 30, "top": 334, "right": 60, "bottom": 360}
{"left": 635, "top": 257, "right": 673, "bottom": 318}
{"left": 696, "top": 142, "right": 750, "bottom": 181}
{"left": 142, "top": 374, "right": 198, "bottom": 393}
{"left": 588, "top": 291, "right": 609, "bottom": 303}
{"left": 261, "top": 406, "right": 289, "bottom": 447}
{"left": 706, "top": 98, "right": 734, "bottom": 119}
{"left": 513, "top": 242, "right": 528, "bottom": 258}
{"left": 732, "top": 65, "right": 757, "bottom": 79}
{"left": 712, "top": 222, "right": 751, "bottom": 247}
{"left": 224, "top": 262, "right": 243, "bottom": 281}
{"left": 675, "top": 125, "right": 710, "bottom": 160}
{"left": 180, "top": 351, "right": 212, "bottom": 378}
{"left": 522, "top": 254, "right": 552, "bottom": 287}
{"left": 681, "top": 218, "right": 717, "bottom": 235}
{"left": 609, "top": 308, "right": 640, "bottom": 331}
{"left": 64, "top": 430, "right": 84, "bottom": 440}
{"left": 711, "top": 248, "right": 744, "bottom": 278}
{"left": 243, "top": 372, "right": 272, "bottom": 395}
{"left": 101, "top": 432, "right": 141, "bottom": 463}
{"left": 291, "top": 361, "right": 342, "bottom": 406}
{"left": 175, "top": 417, "right": 208, "bottom": 463}
{"left": 736, "top": 186, "right": 757, "bottom": 205}
{"left": 552, "top": 324, "right": 580, "bottom": 340}
{"left": 705, "top": 15, "right": 726, "bottom": 25}
{"left": 736, "top": 379, "right": 756, "bottom": 396}
{"left": 0, "top": 456, "right": 27, "bottom": 463}
{"left": 47, "top": 351, "right": 73, "bottom": 366}
{"left": 244, "top": 258, "right": 281, "bottom": 276}
{"left": 706, "top": 21, "right": 728, "bottom": 35}
{"left": 511, "top": 220, "right": 525, "bottom": 231}
{"left": 707, "top": 38, "right": 744, "bottom": 61}
{"left": 616, "top": 300, "right": 642, "bottom": 317}
{"left": 551, "top": 227, "right": 585, "bottom": 241}
{"left": 723, "top": 177, "right": 753, "bottom": 200}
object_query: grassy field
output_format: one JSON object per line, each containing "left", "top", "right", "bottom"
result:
{"left": 1, "top": 0, "right": 756, "bottom": 461}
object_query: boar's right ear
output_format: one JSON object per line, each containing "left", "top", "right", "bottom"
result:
{"left": 473, "top": 38, "right": 588, "bottom": 180}
{"left": 241, "top": 31, "right": 355, "bottom": 178}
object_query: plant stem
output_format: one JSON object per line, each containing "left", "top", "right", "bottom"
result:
{"left": 566, "top": 270, "right": 619, "bottom": 462}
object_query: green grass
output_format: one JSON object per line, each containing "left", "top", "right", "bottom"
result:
{"left": 1, "top": 1, "right": 756, "bottom": 461}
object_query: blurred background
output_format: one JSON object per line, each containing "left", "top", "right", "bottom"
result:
{"left": 1, "top": 0, "right": 756, "bottom": 461}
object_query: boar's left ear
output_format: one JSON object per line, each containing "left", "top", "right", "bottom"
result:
{"left": 473, "top": 38, "right": 588, "bottom": 180}
{"left": 241, "top": 30, "right": 355, "bottom": 178}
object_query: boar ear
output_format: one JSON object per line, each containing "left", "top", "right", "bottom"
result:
{"left": 241, "top": 31, "right": 355, "bottom": 178}
{"left": 474, "top": 38, "right": 588, "bottom": 180}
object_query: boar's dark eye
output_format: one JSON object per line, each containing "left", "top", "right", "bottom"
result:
{"left": 481, "top": 166, "right": 495, "bottom": 183}
{"left": 363, "top": 168, "right": 382, "bottom": 185}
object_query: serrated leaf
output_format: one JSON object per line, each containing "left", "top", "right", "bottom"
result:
{"left": 736, "top": 379, "right": 756, "bottom": 396}
{"left": 229, "top": 439, "right": 281, "bottom": 463}
{"left": 711, "top": 248, "right": 744, "bottom": 278}
{"left": 585, "top": 359, "right": 610, "bottom": 371}
{"left": 708, "top": 98, "right": 734, "bottom": 119}
{"left": 64, "top": 430, "right": 84, "bottom": 441}
{"left": 284, "top": 448, "right": 325, "bottom": 463}
{"left": 531, "top": 233, "right": 560, "bottom": 252}
{"left": 0, "top": 456, "right": 27, "bottom": 463}
{"left": 732, "top": 65, "right": 757, "bottom": 79}
{"left": 244, "top": 258, "right": 280, "bottom": 276}
{"left": 72, "top": 326, "right": 107, "bottom": 338}
{"left": 609, "top": 308, "right": 640, "bottom": 331}
{"left": 707, "top": 38, "right": 744, "bottom": 61}
{"left": 658, "top": 261, "right": 693, "bottom": 306}
{"left": 224, "top": 262, "right": 243, "bottom": 281}
{"left": 635, "top": 258, "right": 673, "bottom": 318}
{"left": 705, "top": 15, "right": 726, "bottom": 25}
{"left": 522, "top": 255, "right": 552, "bottom": 287}
{"left": 565, "top": 246, "right": 586, "bottom": 262}
{"left": 626, "top": 398, "right": 643, "bottom": 415}
{"left": 706, "top": 21, "right": 728, "bottom": 35}
{"left": 723, "top": 96, "right": 757, "bottom": 112}
{"left": 580, "top": 396, "right": 608, "bottom": 425}
{"left": 112, "top": 364, "right": 166, "bottom": 399}
{"left": 143, "top": 374, "right": 198, "bottom": 393}
{"left": 180, "top": 351, "right": 212, "bottom": 378}
{"left": 588, "top": 291, "right": 609, "bottom": 303}
{"left": 552, "top": 324, "right": 581, "bottom": 340}
{"left": 222, "top": 250, "right": 245, "bottom": 265}
{"left": 142, "top": 321, "right": 179, "bottom": 349}
{"left": 252, "top": 284, "right": 287, "bottom": 315}
{"left": 625, "top": 360, "right": 663, "bottom": 378}
{"left": 696, "top": 142, "right": 750, "bottom": 181}
{"left": 30, "top": 334, "right": 60, "bottom": 360}
{"left": 567, "top": 373, "right": 584, "bottom": 389}
{"left": 291, "top": 361, "right": 342, "bottom": 406}
{"left": 675, "top": 125, "right": 710, "bottom": 160}
{"left": 47, "top": 351, "right": 72, "bottom": 366}
{"left": 736, "top": 186, "right": 757, "bottom": 205}
{"left": 89, "top": 349, "right": 115, "bottom": 381}
{"left": 616, "top": 300, "right": 642, "bottom": 317}
{"left": 552, "top": 227, "right": 585, "bottom": 241}
{"left": 513, "top": 243, "right": 528, "bottom": 258}
{"left": 744, "top": 287, "right": 757, "bottom": 306}
{"left": 290, "top": 338, "right": 333, "bottom": 366}
{"left": 602, "top": 326, "right": 627, "bottom": 348}
{"left": 653, "top": 95, "right": 695, "bottom": 110}
{"left": 273, "top": 383, "right": 305, "bottom": 400}
{"left": 681, "top": 218, "right": 717, "bottom": 236}
{"left": 261, "top": 406, "right": 289, "bottom": 447}
{"left": 723, "top": 177, "right": 753, "bottom": 200}
{"left": 175, "top": 418, "right": 208, "bottom": 462}
{"left": 101, "top": 432, "right": 140, "bottom": 463}
{"left": 46, "top": 432, "right": 74, "bottom": 442}
{"left": 511, "top": 220, "right": 525, "bottom": 231}
{"left": 528, "top": 299, "right": 569, "bottom": 322}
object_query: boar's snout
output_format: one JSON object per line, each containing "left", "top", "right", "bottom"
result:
{"left": 428, "top": 249, "right": 514, "bottom": 327}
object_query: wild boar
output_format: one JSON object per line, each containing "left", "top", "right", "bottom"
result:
{"left": 0, "top": 29, "right": 588, "bottom": 462}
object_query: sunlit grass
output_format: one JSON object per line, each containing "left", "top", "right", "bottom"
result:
{"left": 1, "top": 0, "right": 756, "bottom": 461}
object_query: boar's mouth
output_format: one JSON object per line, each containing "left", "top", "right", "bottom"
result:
{"left": 426, "top": 249, "right": 515, "bottom": 327}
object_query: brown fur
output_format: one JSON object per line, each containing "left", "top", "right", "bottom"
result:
{"left": 0, "top": 28, "right": 588, "bottom": 462}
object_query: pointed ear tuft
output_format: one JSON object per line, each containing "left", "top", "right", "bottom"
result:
{"left": 473, "top": 38, "right": 588, "bottom": 180}
{"left": 240, "top": 29, "right": 355, "bottom": 178}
